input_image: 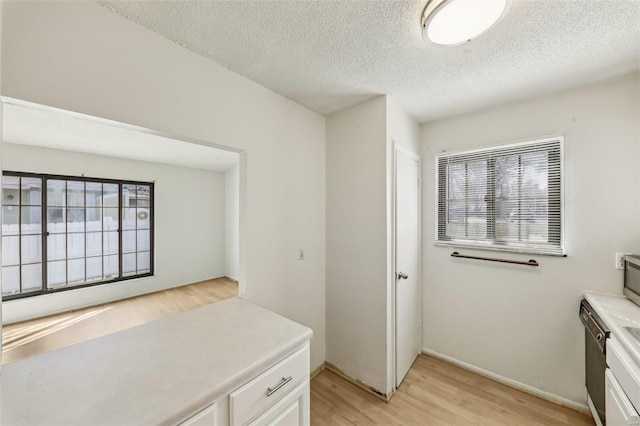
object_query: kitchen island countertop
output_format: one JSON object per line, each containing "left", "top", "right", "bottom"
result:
{"left": 0, "top": 296, "right": 312, "bottom": 425}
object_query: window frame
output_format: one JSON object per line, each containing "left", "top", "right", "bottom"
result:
{"left": 435, "top": 137, "right": 565, "bottom": 256}
{"left": 2, "top": 171, "right": 155, "bottom": 301}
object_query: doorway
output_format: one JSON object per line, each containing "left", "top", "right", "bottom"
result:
{"left": 393, "top": 143, "right": 421, "bottom": 388}
{"left": 0, "top": 98, "right": 247, "bottom": 360}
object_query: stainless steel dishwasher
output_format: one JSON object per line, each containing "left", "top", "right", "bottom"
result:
{"left": 580, "top": 299, "right": 610, "bottom": 426}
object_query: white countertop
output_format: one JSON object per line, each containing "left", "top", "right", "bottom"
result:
{"left": 584, "top": 291, "right": 640, "bottom": 367}
{"left": 0, "top": 297, "right": 313, "bottom": 426}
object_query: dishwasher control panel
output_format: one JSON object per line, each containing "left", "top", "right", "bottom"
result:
{"left": 580, "top": 300, "right": 610, "bottom": 353}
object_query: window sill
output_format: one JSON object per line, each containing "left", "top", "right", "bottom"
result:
{"left": 2, "top": 273, "right": 154, "bottom": 301}
{"left": 434, "top": 240, "right": 566, "bottom": 257}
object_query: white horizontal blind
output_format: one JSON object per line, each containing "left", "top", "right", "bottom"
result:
{"left": 436, "top": 137, "right": 564, "bottom": 255}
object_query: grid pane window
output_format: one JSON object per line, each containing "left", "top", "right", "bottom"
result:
{"left": 1, "top": 175, "right": 44, "bottom": 296}
{"left": 47, "top": 260, "right": 66, "bottom": 288}
{"left": 3, "top": 266, "right": 20, "bottom": 294}
{"left": 2, "top": 173, "right": 153, "bottom": 299}
{"left": 104, "top": 255, "right": 119, "bottom": 279}
{"left": 122, "top": 184, "right": 152, "bottom": 275}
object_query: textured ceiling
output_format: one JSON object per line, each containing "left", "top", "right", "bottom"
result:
{"left": 97, "top": 0, "right": 640, "bottom": 123}
{"left": 3, "top": 103, "right": 239, "bottom": 172}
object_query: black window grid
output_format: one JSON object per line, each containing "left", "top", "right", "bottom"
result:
{"left": 1, "top": 172, "right": 154, "bottom": 301}
{"left": 0, "top": 175, "right": 44, "bottom": 295}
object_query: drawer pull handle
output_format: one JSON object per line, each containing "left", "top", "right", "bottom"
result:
{"left": 266, "top": 376, "right": 292, "bottom": 397}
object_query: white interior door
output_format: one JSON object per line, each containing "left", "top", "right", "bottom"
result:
{"left": 394, "top": 146, "right": 421, "bottom": 388}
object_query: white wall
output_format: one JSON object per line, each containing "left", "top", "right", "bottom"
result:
{"left": 0, "top": 1, "right": 326, "bottom": 369}
{"left": 225, "top": 164, "right": 239, "bottom": 280}
{"left": 1, "top": 143, "right": 226, "bottom": 323}
{"left": 385, "top": 97, "right": 420, "bottom": 391}
{"left": 387, "top": 98, "right": 420, "bottom": 154}
{"left": 326, "top": 96, "right": 419, "bottom": 396}
{"left": 421, "top": 75, "right": 640, "bottom": 405}
{"left": 326, "top": 96, "right": 389, "bottom": 393}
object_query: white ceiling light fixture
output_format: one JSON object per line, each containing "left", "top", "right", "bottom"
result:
{"left": 421, "top": 0, "right": 512, "bottom": 46}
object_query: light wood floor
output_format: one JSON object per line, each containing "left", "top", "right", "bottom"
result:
{"left": 2, "top": 277, "right": 238, "bottom": 364}
{"left": 3, "top": 280, "right": 594, "bottom": 425}
{"left": 311, "top": 356, "right": 595, "bottom": 426}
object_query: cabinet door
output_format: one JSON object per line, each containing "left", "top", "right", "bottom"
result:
{"left": 179, "top": 403, "right": 216, "bottom": 426}
{"left": 248, "top": 380, "right": 309, "bottom": 426}
{"left": 605, "top": 369, "right": 640, "bottom": 426}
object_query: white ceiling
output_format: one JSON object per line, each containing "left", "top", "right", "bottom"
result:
{"left": 97, "top": 0, "right": 640, "bottom": 123}
{"left": 2, "top": 103, "right": 239, "bottom": 172}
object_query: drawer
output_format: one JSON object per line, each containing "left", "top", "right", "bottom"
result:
{"left": 230, "top": 345, "right": 309, "bottom": 425}
{"left": 606, "top": 369, "right": 640, "bottom": 426}
{"left": 248, "top": 379, "right": 310, "bottom": 426}
{"left": 607, "top": 338, "right": 640, "bottom": 413}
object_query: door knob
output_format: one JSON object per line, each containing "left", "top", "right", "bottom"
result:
{"left": 396, "top": 272, "right": 408, "bottom": 280}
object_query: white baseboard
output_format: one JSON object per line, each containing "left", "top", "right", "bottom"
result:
{"left": 422, "top": 347, "right": 590, "bottom": 415}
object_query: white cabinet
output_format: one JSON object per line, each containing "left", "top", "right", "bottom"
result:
{"left": 249, "top": 380, "right": 310, "bottom": 426}
{"left": 607, "top": 338, "right": 640, "bottom": 425}
{"left": 606, "top": 369, "right": 640, "bottom": 426}
{"left": 230, "top": 345, "right": 310, "bottom": 426}
{"left": 176, "top": 344, "right": 311, "bottom": 426}
{"left": 608, "top": 338, "right": 640, "bottom": 411}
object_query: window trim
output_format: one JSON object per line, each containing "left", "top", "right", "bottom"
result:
{"left": 2, "top": 171, "right": 155, "bottom": 301}
{"left": 434, "top": 136, "right": 565, "bottom": 256}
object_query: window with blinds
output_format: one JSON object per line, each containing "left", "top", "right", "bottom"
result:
{"left": 436, "top": 137, "right": 564, "bottom": 255}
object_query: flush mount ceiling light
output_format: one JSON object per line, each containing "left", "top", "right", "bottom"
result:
{"left": 421, "top": 0, "right": 512, "bottom": 46}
